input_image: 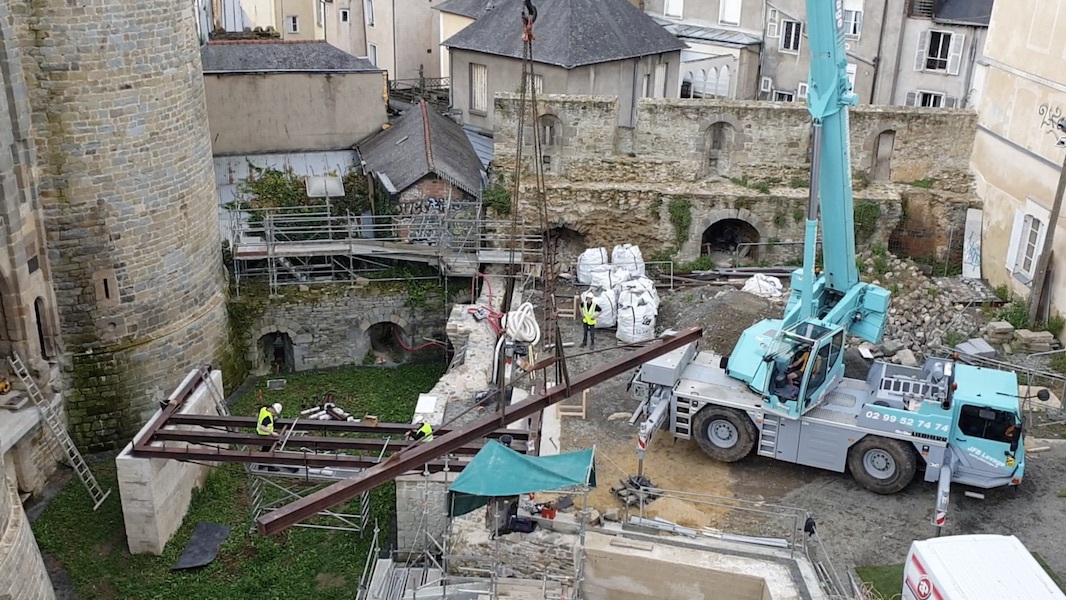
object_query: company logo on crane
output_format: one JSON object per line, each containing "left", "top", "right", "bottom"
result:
{"left": 835, "top": 0, "right": 844, "bottom": 31}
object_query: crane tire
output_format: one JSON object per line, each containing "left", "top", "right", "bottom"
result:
{"left": 692, "top": 406, "right": 757, "bottom": 463}
{"left": 847, "top": 436, "right": 917, "bottom": 494}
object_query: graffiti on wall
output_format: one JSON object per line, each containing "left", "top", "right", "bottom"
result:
{"left": 1038, "top": 103, "right": 1064, "bottom": 138}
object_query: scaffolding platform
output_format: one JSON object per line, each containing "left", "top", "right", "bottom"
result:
{"left": 248, "top": 462, "right": 368, "bottom": 481}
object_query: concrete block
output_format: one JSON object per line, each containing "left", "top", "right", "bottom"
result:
{"left": 955, "top": 338, "right": 996, "bottom": 358}
{"left": 896, "top": 349, "right": 919, "bottom": 367}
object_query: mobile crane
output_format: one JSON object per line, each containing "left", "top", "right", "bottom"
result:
{"left": 631, "top": 0, "right": 1032, "bottom": 529}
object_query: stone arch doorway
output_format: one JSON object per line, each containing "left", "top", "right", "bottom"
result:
{"left": 702, "top": 121, "right": 736, "bottom": 178}
{"left": 872, "top": 130, "right": 895, "bottom": 181}
{"left": 545, "top": 226, "right": 588, "bottom": 272}
{"left": 366, "top": 321, "right": 407, "bottom": 365}
{"left": 258, "top": 331, "right": 294, "bottom": 373}
{"left": 701, "top": 218, "right": 761, "bottom": 265}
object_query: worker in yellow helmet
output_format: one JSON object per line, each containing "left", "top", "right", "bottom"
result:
{"left": 406, "top": 420, "right": 434, "bottom": 443}
{"left": 579, "top": 294, "right": 602, "bottom": 349}
{"left": 257, "top": 402, "right": 282, "bottom": 451}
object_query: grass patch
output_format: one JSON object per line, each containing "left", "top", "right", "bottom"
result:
{"left": 855, "top": 563, "right": 904, "bottom": 598}
{"left": 33, "top": 363, "right": 446, "bottom": 600}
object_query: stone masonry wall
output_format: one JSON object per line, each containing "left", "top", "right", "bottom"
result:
{"left": 242, "top": 285, "right": 448, "bottom": 373}
{"left": 8, "top": 0, "right": 231, "bottom": 450}
{"left": 0, "top": 438, "right": 56, "bottom": 600}
{"left": 492, "top": 95, "right": 974, "bottom": 262}
{"left": 447, "top": 509, "right": 577, "bottom": 579}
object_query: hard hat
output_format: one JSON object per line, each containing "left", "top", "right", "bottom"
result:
{"left": 272, "top": 403, "right": 282, "bottom": 414}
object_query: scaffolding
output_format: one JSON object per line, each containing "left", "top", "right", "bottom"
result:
{"left": 228, "top": 200, "right": 544, "bottom": 296}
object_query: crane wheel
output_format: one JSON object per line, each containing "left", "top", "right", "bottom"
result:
{"left": 847, "top": 436, "right": 917, "bottom": 494}
{"left": 691, "top": 406, "right": 757, "bottom": 462}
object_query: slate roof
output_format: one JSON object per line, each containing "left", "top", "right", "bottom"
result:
{"left": 201, "top": 40, "right": 381, "bottom": 73}
{"left": 933, "top": 0, "right": 994, "bottom": 26}
{"left": 441, "top": 0, "right": 687, "bottom": 69}
{"left": 434, "top": 0, "right": 498, "bottom": 19}
{"left": 650, "top": 15, "right": 761, "bottom": 48}
{"left": 357, "top": 101, "right": 484, "bottom": 199}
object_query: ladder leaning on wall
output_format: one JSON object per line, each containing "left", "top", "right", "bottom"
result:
{"left": 9, "top": 351, "right": 112, "bottom": 510}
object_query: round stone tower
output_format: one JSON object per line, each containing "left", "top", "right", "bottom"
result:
{"left": 0, "top": 444, "right": 56, "bottom": 599}
{"left": 10, "top": 0, "right": 230, "bottom": 449}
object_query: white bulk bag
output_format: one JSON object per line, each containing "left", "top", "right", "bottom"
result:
{"left": 582, "top": 287, "right": 617, "bottom": 329}
{"left": 618, "top": 275, "right": 659, "bottom": 308}
{"left": 612, "top": 244, "right": 646, "bottom": 278}
{"left": 616, "top": 291, "right": 657, "bottom": 343}
{"left": 589, "top": 265, "right": 631, "bottom": 291}
{"left": 576, "top": 247, "right": 609, "bottom": 284}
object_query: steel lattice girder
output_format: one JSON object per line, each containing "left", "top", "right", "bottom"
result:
{"left": 147, "top": 430, "right": 519, "bottom": 455}
{"left": 256, "top": 327, "right": 703, "bottom": 536}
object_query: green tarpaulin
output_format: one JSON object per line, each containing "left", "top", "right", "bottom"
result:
{"left": 447, "top": 440, "right": 596, "bottom": 517}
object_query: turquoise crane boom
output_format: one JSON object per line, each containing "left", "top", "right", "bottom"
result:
{"left": 722, "top": 0, "right": 891, "bottom": 420}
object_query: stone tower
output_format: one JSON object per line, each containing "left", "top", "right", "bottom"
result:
{"left": 9, "top": 0, "right": 230, "bottom": 450}
{"left": 0, "top": 439, "right": 56, "bottom": 599}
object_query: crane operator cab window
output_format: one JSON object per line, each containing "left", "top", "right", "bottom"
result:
{"left": 772, "top": 342, "right": 815, "bottom": 401}
{"left": 958, "top": 405, "right": 1022, "bottom": 448}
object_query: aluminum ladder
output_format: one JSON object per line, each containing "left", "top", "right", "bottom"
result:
{"left": 9, "top": 351, "right": 111, "bottom": 510}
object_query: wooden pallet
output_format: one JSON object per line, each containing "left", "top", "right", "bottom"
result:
{"left": 556, "top": 295, "right": 579, "bottom": 320}
{"left": 557, "top": 389, "right": 588, "bottom": 419}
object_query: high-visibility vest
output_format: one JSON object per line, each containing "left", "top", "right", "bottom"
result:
{"left": 257, "top": 407, "right": 274, "bottom": 435}
{"left": 418, "top": 422, "right": 434, "bottom": 442}
{"left": 580, "top": 302, "right": 597, "bottom": 326}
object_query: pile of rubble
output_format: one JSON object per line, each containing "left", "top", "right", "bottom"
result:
{"left": 611, "top": 475, "right": 660, "bottom": 508}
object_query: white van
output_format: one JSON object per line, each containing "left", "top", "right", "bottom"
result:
{"left": 902, "top": 534, "right": 1065, "bottom": 600}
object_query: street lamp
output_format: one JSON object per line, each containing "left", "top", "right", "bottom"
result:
{"left": 1027, "top": 118, "right": 1066, "bottom": 322}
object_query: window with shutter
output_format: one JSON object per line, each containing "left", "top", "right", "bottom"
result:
{"left": 470, "top": 64, "right": 488, "bottom": 113}
{"left": 924, "top": 31, "right": 952, "bottom": 71}
{"left": 1007, "top": 200, "right": 1051, "bottom": 283}
{"left": 798, "top": 83, "right": 808, "bottom": 99}
{"left": 767, "top": 8, "right": 779, "bottom": 37}
{"left": 914, "top": 30, "right": 930, "bottom": 71}
{"left": 720, "top": 0, "right": 741, "bottom": 25}
{"left": 844, "top": 10, "right": 862, "bottom": 38}
{"left": 781, "top": 20, "right": 802, "bottom": 52}
{"left": 946, "top": 33, "right": 965, "bottom": 75}
{"left": 760, "top": 77, "right": 773, "bottom": 93}
{"left": 905, "top": 92, "right": 916, "bottom": 106}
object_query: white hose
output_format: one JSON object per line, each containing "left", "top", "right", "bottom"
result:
{"left": 501, "top": 302, "right": 541, "bottom": 345}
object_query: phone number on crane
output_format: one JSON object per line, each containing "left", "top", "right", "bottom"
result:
{"left": 864, "top": 410, "right": 949, "bottom": 432}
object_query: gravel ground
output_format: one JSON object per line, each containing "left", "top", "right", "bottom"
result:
{"left": 549, "top": 279, "right": 1066, "bottom": 579}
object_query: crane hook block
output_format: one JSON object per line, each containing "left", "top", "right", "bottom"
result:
{"left": 522, "top": 0, "right": 537, "bottom": 24}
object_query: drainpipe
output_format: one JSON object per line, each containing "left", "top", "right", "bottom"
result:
{"left": 870, "top": 0, "right": 890, "bottom": 104}
{"left": 392, "top": 0, "right": 398, "bottom": 78}
{"left": 630, "top": 58, "right": 639, "bottom": 126}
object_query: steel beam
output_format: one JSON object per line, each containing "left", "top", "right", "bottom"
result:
{"left": 256, "top": 327, "right": 702, "bottom": 535}
{"left": 130, "top": 445, "right": 468, "bottom": 470}
{"left": 161, "top": 414, "right": 531, "bottom": 440}
{"left": 147, "top": 430, "right": 521, "bottom": 455}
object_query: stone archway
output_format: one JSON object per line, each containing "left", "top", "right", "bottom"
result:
{"left": 698, "top": 114, "right": 745, "bottom": 179}
{"left": 545, "top": 225, "right": 588, "bottom": 273}
{"left": 701, "top": 218, "right": 761, "bottom": 265}
{"left": 365, "top": 321, "right": 407, "bottom": 365}
{"left": 681, "top": 207, "right": 765, "bottom": 263}
{"left": 258, "top": 331, "right": 294, "bottom": 374}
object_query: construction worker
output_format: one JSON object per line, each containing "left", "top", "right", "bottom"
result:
{"left": 406, "top": 420, "right": 434, "bottom": 443}
{"left": 257, "top": 402, "right": 282, "bottom": 452}
{"left": 579, "top": 295, "right": 602, "bottom": 349}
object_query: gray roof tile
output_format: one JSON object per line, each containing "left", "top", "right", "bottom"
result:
{"left": 357, "top": 101, "right": 484, "bottom": 199}
{"left": 201, "top": 40, "right": 381, "bottom": 73}
{"left": 435, "top": 0, "right": 498, "bottom": 18}
{"left": 442, "top": 0, "right": 687, "bottom": 69}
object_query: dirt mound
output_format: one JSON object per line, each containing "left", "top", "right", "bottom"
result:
{"left": 659, "top": 287, "right": 780, "bottom": 354}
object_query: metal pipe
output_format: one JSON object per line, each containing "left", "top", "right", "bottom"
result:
{"left": 799, "top": 123, "right": 824, "bottom": 321}
{"left": 256, "top": 327, "right": 703, "bottom": 535}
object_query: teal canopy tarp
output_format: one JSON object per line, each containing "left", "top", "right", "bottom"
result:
{"left": 447, "top": 440, "right": 597, "bottom": 517}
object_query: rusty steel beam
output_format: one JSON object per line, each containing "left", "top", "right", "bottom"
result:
{"left": 257, "top": 327, "right": 702, "bottom": 535}
{"left": 148, "top": 430, "right": 521, "bottom": 455}
{"left": 129, "top": 445, "right": 469, "bottom": 470}
{"left": 163, "top": 414, "right": 531, "bottom": 440}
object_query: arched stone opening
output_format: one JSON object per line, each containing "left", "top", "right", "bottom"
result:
{"left": 366, "top": 321, "right": 407, "bottom": 365}
{"left": 702, "top": 121, "right": 736, "bottom": 178}
{"left": 871, "top": 129, "right": 896, "bottom": 181}
{"left": 545, "top": 226, "right": 588, "bottom": 273}
{"left": 701, "top": 218, "right": 761, "bottom": 265}
{"left": 258, "top": 331, "right": 295, "bottom": 374}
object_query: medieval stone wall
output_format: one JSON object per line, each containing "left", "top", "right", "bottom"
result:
{"left": 7, "top": 0, "right": 231, "bottom": 450}
{"left": 492, "top": 95, "right": 975, "bottom": 263}
{"left": 0, "top": 441, "right": 55, "bottom": 600}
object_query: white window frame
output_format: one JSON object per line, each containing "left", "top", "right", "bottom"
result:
{"left": 916, "top": 90, "right": 944, "bottom": 107}
{"left": 760, "top": 77, "right": 773, "bottom": 94}
{"left": 286, "top": 15, "right": 299, "bottom": 33}
{"left": 767, "top": 8, "right": 779, "bottom": 38}
{"left": 470, "top": 63, "right": 488, "bottom": 113}
{"left": 846, "top": 63, "right": 857, "bottom": 91}
{"left": 719, "top": 0, "right": 741, "bottom": 26}
{"left": 781, "top": 20, "right": 802, "bottom": 53}
{"left": 774, "top": 91, "right": 795, "bottom": 102}
{"left": 340, "top": 9, "right": 349, "bottom": 22}
{"left": 915, "top": 29, "right": 964, "bottom": 75}
{"left": 664, "top": 0, "right": 683, "bottom": 19}
{"left": 798, "top": 82, "right": 809, "bottom": 99}
{"left": 844, "top": 10, "right": 862, "bottom": 38}
{"left": 1006, "top": 199, "right": 1051, "bottom": 284}
{"left": 316, "top": 0, "right": 324, "bottom": 26}
{"left": 364, "top": 0, "right": 375, "bottom": 26}
{"left": 367, "top": 43, "right": 377, "bottom": 66}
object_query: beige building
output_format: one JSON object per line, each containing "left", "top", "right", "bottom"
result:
{"left": 971, "top": 0, "right": 1066, "bottom": 318}
{"left": 200, "top": 39, "right": 388, "bottom": 155}
{"left": 435, "top": 0, "right": 493, "bottom": 79}
{"left": 644, "top": 0, "right": 762, "bottom": 99}
{"left": 443, "top": 0, "right": 686, "bottom": 131}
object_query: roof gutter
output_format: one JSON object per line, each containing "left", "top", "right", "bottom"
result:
{"left": 202, "top": 68, "right": 386, "bottom": 74}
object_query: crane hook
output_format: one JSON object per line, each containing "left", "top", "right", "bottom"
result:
{"left": 522, "top": 0, "right": 537, "bottom": 24}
